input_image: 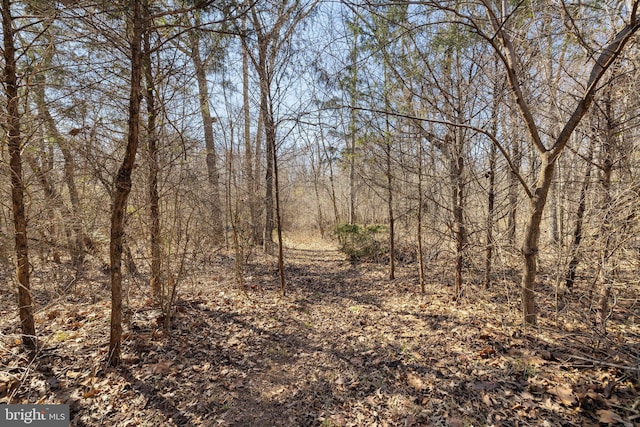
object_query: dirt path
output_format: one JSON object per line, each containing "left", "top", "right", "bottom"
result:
{"left": 1, "top": 242, "right": 638, "bottom": 426}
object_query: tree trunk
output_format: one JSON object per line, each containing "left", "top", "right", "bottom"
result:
{"left": 597, "top": 93, "right": 615, "bottom": 330}
{"left": 521, "top": 154, "right": 556, "bottom": 324}
{"left": 565, "top": 142, "right": 593, "bottom": 289}
{"left": 25, "top": 154, "right": 72, "bottom": 263}
{"left": 311, "top": 149, "right": 325, "bottom": 237}
{"left": 3, "top": 0, "right": 37, "bottom": 351}
{"left": 254, "top": 110, "right": 264, "bottom": 246}
{"left": 188, "top": 22, "right": 224, "bottom": 243}
{"left": 548, "top": 179, "right": 560, "bottom": 244}
{"left": 272, "top": 131, "right": 286, "bottom": 296}
{"left": 453, "top": 148, "right": 466, "bottom": 300}
{"left": 34, "top": 68, "right": 85, "bottom": 268}
{"left": 143, "top": 28, "right": 161, "bottom": 302}
{"left": 386, "top": 141, "right": 395, "bottom": 280}
{"left": 109, "top": 0, "right": 143, "bottom": 366}
{"left": 348, "top": 16, "right": 359, "bottom": 226}
{"left": 320, "top": 134, "right": 340, "bottom": 225}
{"left": 417, "top": 139, "right": 426, "bottom": 293}
{"left": 484, "top": 143, "right": 497, "bottom": 288}
{"left": 242, "top": 11, "right": 258, "bottom": 246}
{"left": 261, "top": 72, "right": 275, "bottom": 253}
{"left": 507, "top": 137, "right": 521, "bottom": 246}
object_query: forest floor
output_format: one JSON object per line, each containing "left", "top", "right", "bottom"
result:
{"left": 1, "top": 237, "right": 639, "bottom": 426}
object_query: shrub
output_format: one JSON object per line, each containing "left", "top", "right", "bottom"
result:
{"left": 334, "top": 223, "right": 387, "bottom": 263}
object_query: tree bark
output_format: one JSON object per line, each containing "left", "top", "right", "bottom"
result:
{"left": 385, "top": 141, "right": 395, "bottom": 280}
{"left": 272, "top": 131, "right": 287, "bottom": 296}
{"left": 251, "top": 23, "right": 276, "bottom": 253}
{"left": 144, "top": 27, "right": 161, "bottom": 302}
{"left": 507, "top": 123, "right": 521, "bottom": 246}
{"left": 34, "top": 65, "right": 85, "bottom": 268}
{"left": 109, "top": 0, "right": 143, "bottom": 366}
{"left": 188, "top": 21, "right": 224, "bottom": 243}
{"left": 597, "top": 92, "right": 616, "bottom": 330}
{"left": 565, "top": 142, "right": 593, "bottom": 289}
{"left": 25, "top": 154, "right": 72, "bottom": 264}
{"left": 261, "top": 78, "right": 275, "bottom": 253}
{"left": 452, "top": 146, "right": 466, "bottom": 300}
{"left": 3, "top": 0, "right": 37, "bottom": 351}
{"left": 348, "top": 13, "right": 359, "bottom": 226}
{"left": 242, "top": 8, "right": 260, "bottom": 247}
{"left": 484, "top": 143, "right": 497, "bottom": 288}
{"left": 521, "top": 154, "right": 556, "bottom": 324}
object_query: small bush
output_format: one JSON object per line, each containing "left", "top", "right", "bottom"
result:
{"left": 335, "top": 223, "right": 387, "bottom": 263}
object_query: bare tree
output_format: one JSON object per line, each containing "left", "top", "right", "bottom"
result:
{"left": 143, "top": 18, "right": 161, "bottom": 302}
{"left": 108, "top": 0, "right": 144, "bottom": 366}
{"left": 458, "top": 0, "right": 640, "bottom": 323}
{"left": 2, "top": 0, "right": 37, "bottom": 351}
{"left": 187, "top": 13, "right": 225, "bottom": 243}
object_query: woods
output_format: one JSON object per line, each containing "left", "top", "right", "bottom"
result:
{"left": 1, "top": 0, "right": 639, "bottom": 425}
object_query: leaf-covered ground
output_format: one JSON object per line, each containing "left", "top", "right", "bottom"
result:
{"left": 1, "top": 240, "right": 639, "bottom": 426}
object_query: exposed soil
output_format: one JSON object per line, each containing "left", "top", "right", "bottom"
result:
{"left": 1, "top": 240, "right": 639, "bottom": 426}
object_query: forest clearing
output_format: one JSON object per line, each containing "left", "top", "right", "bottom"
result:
{"left": 1, "top": 237, "right": 639, "bottom": 426}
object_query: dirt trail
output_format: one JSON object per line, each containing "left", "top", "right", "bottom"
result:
{"left": 1, "top": 241, "right": 638, "bottom": 426}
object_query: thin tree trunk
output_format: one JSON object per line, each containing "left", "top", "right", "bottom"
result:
{"left": 507, "top": 135, "right": 520, "bottom": 246}
{"left": 189, "top": 21, "right": 223, "bottom": 243}
{"left": 25, "top": 154, "right": 72, "bottom": 263}
{"left": 597, "top": 94, "right": 615, "bottom": 330}
{"left": 565, "top": 141, "right": 593, "bottom": 289}
{"left": 548, "top": 179, "right": 559, "bottom": 244}
{"left": 227, "top": 123, "right": 246, "bottom": 293}
{"left": 382, "top": 67, "right": 395, "bottom": 280}
{"left": 385, "top": 136, "right": 395, "bottom": 280}
{"left": 521, "top": 155, "right": 556, "bottom": 324}
{"left": 484, "top": 143, "right": 497, "bottom": 288}
{"left": 254, "top": 110, "right": 264, "bottom": 246}
{"left": 320, "top": 133, "right": 340, "bottom": 225}
{"left": 109, "top": 0, "right": 143, "bottom": 366}
{"left": 348, "top": 127, "right": 357, "bottom": 225}
{"left": 242, "top": 10, "right": 258, "bottom": 246}
{"left": 261, "top": 76, "right": 275, "bottom": 253}
{"left": 311, "top": 151, "right": 325, "bottom": 237}
{"left": 453, "top": 148, "right": 466, "bottom": 300}
{"left": 417, "top": 139, "right": 426, "bottom": 293}
{"left": 143, "top": 28, "right": 161, "bottom": 302}
{"left": 34, "top": 69, "right": 85, "bottom": 268}
{"left": 273, "top": 134, "right": 286, "bottom": 296}
{"left": 348, "top": 16, "right": 358, "bottom": 226}
{"left": 3, "top": 0, "right": 37, "bottom": 351}
{"left": 60, "top": 144, "right": 84, "bottom": 269}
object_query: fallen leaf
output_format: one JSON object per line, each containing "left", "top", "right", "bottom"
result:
{"left": 331, "top": 413, "right": 346, "bottom": 426}
{"left": 549, "top": 384, "right": 575, "bottom": 406}
{"left": 407, "top": 373, "right": 424, "bottom": 391}
{"left": 597, "top": 409, "right": 622, "bottom": 424}
{"left": 151, "top": 360, "right": 173, "bottom": 374}
{"left": 82, "top": 388, "right": 100, "bottom": 398}
{"left": 66, "top": 371, "right": 83, "bottom": 379}
{"left": 472, "top": 381, "right": 499, "bottom": 391}
{"left": 482, "top": 392, "right": 493, "bottom": 406}
{"left": 349, "top": 357, "right": 363, "bottom": 366}
{"left": 479, "top": 346, "right": 496, "bottom": 358}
